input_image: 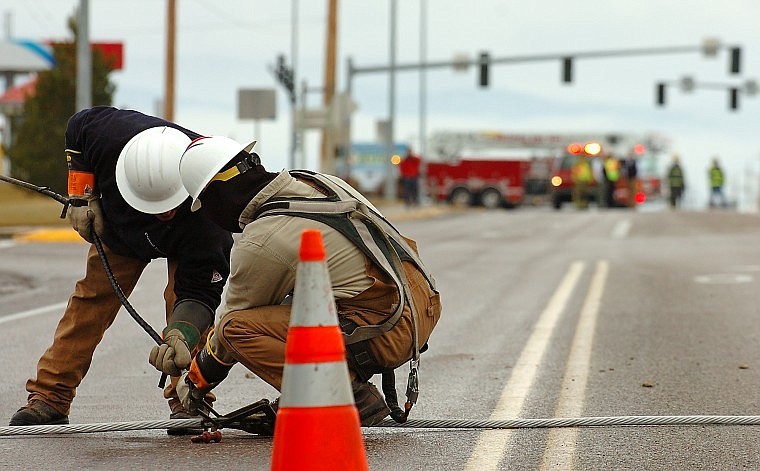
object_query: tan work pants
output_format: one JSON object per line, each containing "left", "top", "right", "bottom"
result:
{"left": 216, "top": 259, "right": 441, "bottom": 391}
{"left": 25, "top": 243, "right": 178, "bottom": 415}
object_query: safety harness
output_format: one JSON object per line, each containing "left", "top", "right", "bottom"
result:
{"left": 251, "top": 170, "right": 438, "bottom": 422}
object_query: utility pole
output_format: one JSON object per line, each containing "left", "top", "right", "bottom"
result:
{"left": 418, "top": 0, "right": 428, "bottom": 157}
{"left": 384, "top": 0, "right": 397, "bottom": 201}
{"left": 290, "top": 0, "right": 298, "bottom": 169}
{"left": 165, "top": 0, "right": 176, "bottom": 121}
{"left": 76, "top": 0, "right": 91, "bottom": 111}
{"left": 320, "top": 0, "right": 338, "bottom": 174}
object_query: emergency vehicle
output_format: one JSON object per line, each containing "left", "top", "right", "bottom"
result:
{"left": 347, "top": 131, "right": 668, "bottom": 209}
{"left": 423, "top": 131, "right": 667, "bottom": 209}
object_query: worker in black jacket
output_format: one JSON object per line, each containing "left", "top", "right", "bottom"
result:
{"left": 9, "top": 107, "right": 232, "bottom": 434}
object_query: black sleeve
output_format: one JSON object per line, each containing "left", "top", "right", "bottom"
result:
{"left": 168, "top": 212, "right": 233, "bottom": 311}
{"left": 63, "top": 106, "right": 207, "bottom": 260}
{"left": 64, "top": 109, "right": 93, "bottom": 172}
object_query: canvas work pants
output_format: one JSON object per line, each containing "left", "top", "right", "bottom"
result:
{"left": 216, "top": 259, "right": 441, "bottom": 391}
{"left": 25, "top": 243, "right": 181, "bottom": 415}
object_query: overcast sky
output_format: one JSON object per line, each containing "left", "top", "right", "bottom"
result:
{"left": 3, "top": 0, "right": 760, "bottom": 209}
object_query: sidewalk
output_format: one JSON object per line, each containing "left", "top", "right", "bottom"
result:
{"left": 0, "top": 200, "right": 452, "bottom": 243}
{"left": 372, "top": 199, "right": 452, "bottom": 222}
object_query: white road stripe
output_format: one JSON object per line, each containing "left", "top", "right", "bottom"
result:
{"left": 540, "top": 260, "right": 609, "bottom": 470}
{"left": 0, "top": 301, "right": 68, "bottom": 325}
{"left": 0, "top": 240, "right": 16, "bottom": 250}
{"left": 464, "top": 261, "right": 586, "bottom": 471}
{"left": 610, "top": 219, "right": 631, "bottom": 239}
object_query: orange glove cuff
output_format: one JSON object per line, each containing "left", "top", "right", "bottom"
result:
{"left": 68, "top": 170, "right": 95, "bottom": 197}
{"left": 188, "top": 357, "right": 211, "bottom": 390}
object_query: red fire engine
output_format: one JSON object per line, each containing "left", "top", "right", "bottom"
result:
{"left": 423, "top": 131, "right": 667, "bottom": 209}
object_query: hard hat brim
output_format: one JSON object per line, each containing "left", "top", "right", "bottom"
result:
{"left": 187, "top": 140, "right": 257, "bottom": 212}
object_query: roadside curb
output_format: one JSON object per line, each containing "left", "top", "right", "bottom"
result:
{"left": 15, "top": 228, "right": 84, "bottom": 243}
{"left": 0, "top": 227, "right": 84, "bottom": 243}
{"left": 380, "top": 204, "right": 452, "bottom": 222}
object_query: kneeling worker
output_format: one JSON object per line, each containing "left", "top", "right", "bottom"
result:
{"left": 144, "top": 136, "right": 442, "bottom": 426}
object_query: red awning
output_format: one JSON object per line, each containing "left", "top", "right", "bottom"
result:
{"left": 0, "top": 78, "right": 37, "bottom": 115}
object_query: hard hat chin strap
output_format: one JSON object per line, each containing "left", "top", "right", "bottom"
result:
{"left": 209, "top": 153, "right": 262, "bottom": 184}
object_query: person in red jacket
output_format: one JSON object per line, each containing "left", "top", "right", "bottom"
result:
{"left": 398, "top": 148, "right": 422, "bottom": 207}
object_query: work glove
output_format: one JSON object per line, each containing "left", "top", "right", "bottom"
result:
{"left": 150, "top": 300, "right": 214, "bottom": 376}
{"left": 67, "top": 197, "right": 104, "bottom": 243}
{"left": 149, "top": 328, "right": 192, "bottom": 377}
{"left": 177, "top": 340, "right": 235, "bottom": 412}
{"left": 176, "top": 370, "right": 206, "bottom": 414}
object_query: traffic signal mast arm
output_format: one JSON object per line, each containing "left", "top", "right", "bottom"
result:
{"left": 347, "top": 41, "right": 741, "bottom": 86}
{"left": 655, "top": 76, "right": 756, "bottom": 110}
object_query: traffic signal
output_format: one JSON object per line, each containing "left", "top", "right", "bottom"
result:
{"left": 656, "top": 82, "right": 666, "bottom": 106}
{"left": 275, "top": 55, "right": 296, "bottom": 103}
{"left": 562, "top": 57, "right": 573, "bottom": 83}
{"left": 729, "top": 87, "right": 739, "bottom": 110}
{"left": 729, "top": 47, "right": 741, "bottom": 75}
{"left": 567, "top": 143, "right": 582, "bottom": 154}
{"left": 478, "top": 52, "right": 490, "bottom": 88}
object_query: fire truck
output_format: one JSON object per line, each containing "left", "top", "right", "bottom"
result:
{"left": 423, "top": 131, "right": 668, "bottom": 209}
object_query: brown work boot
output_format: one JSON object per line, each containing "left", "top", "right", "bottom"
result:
{"left": 352, "top": 381, "right": 390, "bottom": 426}
{"left": 9, "top": 400, "right": 69, "bottom": 426}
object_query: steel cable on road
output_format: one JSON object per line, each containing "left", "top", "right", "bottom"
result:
{"left": 0, "top": 419, "right": 202, "bottom": 436}
{"left": 374, "top": 415, "right": 760, "bottom": 429}
{"left": 3, "top": 415, "right": 760, "bottom": 437}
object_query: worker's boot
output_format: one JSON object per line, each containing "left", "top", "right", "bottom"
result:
{"left": 352, "top": 381, "right": 390, "bottom": 426}
{"left": 9, "top": 399, "right": 69, "bottom": 426}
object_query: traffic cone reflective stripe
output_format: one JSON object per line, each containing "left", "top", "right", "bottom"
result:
{"left": 271, "top": 229, "right": 368, "bottom": 471}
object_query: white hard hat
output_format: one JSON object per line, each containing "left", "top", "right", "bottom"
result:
{"left": 115, "top": 126, "right": 191, "bottom": 214}
{"left": 179, "top": 136, "right": 256, "bottom": 212}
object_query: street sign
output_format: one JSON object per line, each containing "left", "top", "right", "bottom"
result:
{"left": 238, "top": 88, "right": 277, "bottom": 120}
{"left": 296, "top": 107, "right": 329, "bottom": 129}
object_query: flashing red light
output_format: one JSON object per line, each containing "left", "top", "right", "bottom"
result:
{"left": 567, "top": 143, "right": 582, "bottom": 154}
{"left": 633, "top": 144, "right": 646, "bottom": 155}
{"left": 634, "top": 192, "right": 646, "bottom": 204}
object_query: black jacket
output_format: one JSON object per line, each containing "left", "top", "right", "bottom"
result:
{"left": 65, "top": 106, "right": 232, "bottom": 310}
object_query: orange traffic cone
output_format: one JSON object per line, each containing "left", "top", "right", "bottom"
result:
{"left": 270, "top": 228, "right": 369, "bottom": 471}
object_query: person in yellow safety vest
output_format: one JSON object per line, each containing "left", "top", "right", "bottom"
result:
{"left": 708, "top": 157, "right": 726, "bottom": 208}
{"left": 602, "top": 153, "right": 621, "bottom": 208}
{"left": 571, "top": 154, "right": 594, "bottom": 209}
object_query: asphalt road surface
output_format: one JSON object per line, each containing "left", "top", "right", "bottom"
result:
{"left": 1, "top": 204, "right": 760, "bottom": 470}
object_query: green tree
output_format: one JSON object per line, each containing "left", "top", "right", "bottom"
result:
{"left": 9, "top": 15, "right": 115, "bottom": 195}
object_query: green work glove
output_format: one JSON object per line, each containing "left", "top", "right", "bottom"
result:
{"left": 150, "top": 300, "right": 211, "bottom": 376}
{"left": 149, "top": 329, "right": 192, "bottom": 377}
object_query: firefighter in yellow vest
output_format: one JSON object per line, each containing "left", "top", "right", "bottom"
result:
{"left": 603, "top": 153, "right": 621, "bottom": 207}
{"left": 571, "top": 154, "right": 594, "bottom": 209}
{"left": 708, "top": 157, "right": 726, "bottom": 208}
